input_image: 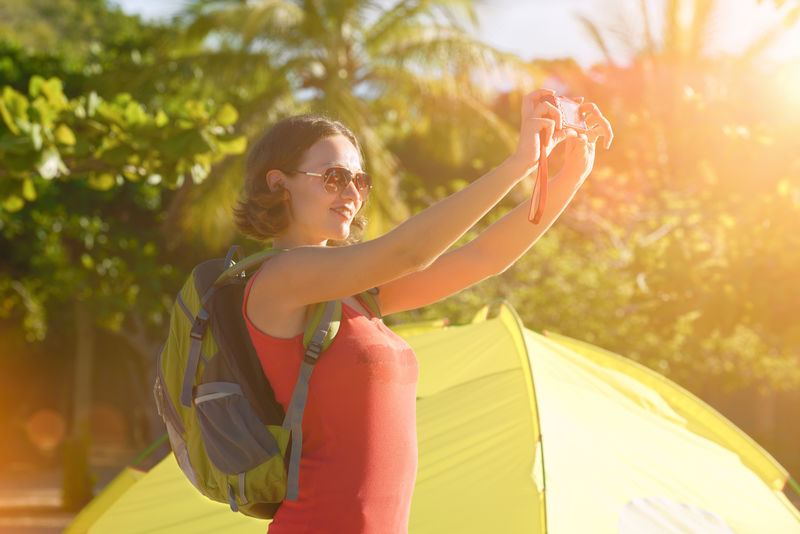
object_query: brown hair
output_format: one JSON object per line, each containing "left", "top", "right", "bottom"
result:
{"left": 233, "top": 114, "right": 367, "bottom": 244}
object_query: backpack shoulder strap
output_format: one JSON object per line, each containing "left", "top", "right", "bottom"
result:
{"left": 283, "top": 299, "right": 340, "bottom": 500}
{"left": 214, "top": 248, "right": 286, "bottom": 286}
{"left": 302, "top": 301, "right": 342, "bottom": 353}
{"left": 355, "top": 286, "right": 382, "bottom": 319}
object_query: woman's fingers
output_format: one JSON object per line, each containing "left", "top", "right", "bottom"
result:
{"left": 534, "top": 101, "right": 562, "bottom": 130}
{"left": 527, "top": 117, "right": 555, "bottom": 145}
{"left": 518, "top": 116, "right": 555, "bottom": 163}
{"left": 578, "top": 101, "right": 614, "bottom": 149}
{"left": 521, "top": 89, "right": 555, "bottom": 120}
{"left": 593, "top": 115, "right": 614, "bottom": 149}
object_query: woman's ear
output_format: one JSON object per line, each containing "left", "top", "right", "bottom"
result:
{"left": 265, "top": 169, "right": 285, "bottom": 192}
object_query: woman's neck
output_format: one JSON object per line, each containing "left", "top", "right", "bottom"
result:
{"left": 272, "top": 233, "right": 327, "bottom": 250}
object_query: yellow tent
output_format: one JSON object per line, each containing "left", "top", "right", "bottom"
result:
{"left": 69, "top": 303, "right": 800, "bottom": 533}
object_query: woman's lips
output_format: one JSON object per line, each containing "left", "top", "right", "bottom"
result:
{"left": 331, "top": 207, "right": 354, "bottom": 220}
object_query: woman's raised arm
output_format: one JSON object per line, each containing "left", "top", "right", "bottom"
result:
{"left": 258, "top": 89, "right": 563, "bottom": 309}
{"left": 377, "top": 102, "right": 614, "bottom": 315}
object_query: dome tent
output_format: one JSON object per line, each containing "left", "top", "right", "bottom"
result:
{"left": 68, "top": 303, "right": 800, "bottom": 533}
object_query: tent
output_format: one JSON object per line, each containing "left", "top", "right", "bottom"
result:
{"left": 68, "top": 303, "right": 800, "bottom": 533}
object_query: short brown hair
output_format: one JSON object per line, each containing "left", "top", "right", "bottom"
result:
{"left": 233, "top": 114, "right": 367, "bottom": 244}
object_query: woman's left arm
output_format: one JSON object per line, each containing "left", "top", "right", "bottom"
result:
{"left": 379, "top": 105, "right": 612, "bottom": 316}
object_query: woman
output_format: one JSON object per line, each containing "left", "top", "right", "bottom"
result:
{"left": 234, "top": 89, "right": 612, "bottom": 533}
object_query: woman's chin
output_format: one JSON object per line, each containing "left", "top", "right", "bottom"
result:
{"left": 337, "top": 224, "right": 353, "bottom": 241}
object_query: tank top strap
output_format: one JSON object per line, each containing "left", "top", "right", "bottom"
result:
{"left": 242, "top": 257, "right": 277, "bottom": 319}
{"left": 353, "top": 289, "right": 381, "bottom": 319}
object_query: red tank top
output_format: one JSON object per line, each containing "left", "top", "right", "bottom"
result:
{"left": 242, "top": 272, "right": 419, "bottom": 534}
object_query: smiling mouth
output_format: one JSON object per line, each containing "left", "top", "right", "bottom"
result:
{"left": 331, "top": 207, "right": 354, "bottom": 220}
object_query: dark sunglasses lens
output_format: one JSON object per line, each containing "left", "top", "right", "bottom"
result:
{"left": 354, "top": 173, "right": 372, "bottom": 192}
{"left": 322, "top": 167, "right": 371, "bottom": 194}
{"left": 323, "top": 168, "right": 349, "bottom": 193}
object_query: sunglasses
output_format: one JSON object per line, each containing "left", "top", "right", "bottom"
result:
{"left": 288, "top": 167, "right": 372, "bottom": 196}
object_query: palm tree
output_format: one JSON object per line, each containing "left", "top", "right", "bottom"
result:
{"left": 171, "top": 0, "right": 535, "bottom": 244}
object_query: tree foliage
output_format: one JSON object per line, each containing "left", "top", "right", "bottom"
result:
{"left": 0, "top": 66, "right": 245, "bottom": 344}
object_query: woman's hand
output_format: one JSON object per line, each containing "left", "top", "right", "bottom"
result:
{"left": 580, "top": 101, "right": 614, "bottom": 150}
{"left": 511, "top": 89, "right": 562, "bottom": 172}
{"left": 561, "top": 101, "right": 613, "bottom": 182}
{"left": 560, "top": 131, "right": 595, "bottom": 183}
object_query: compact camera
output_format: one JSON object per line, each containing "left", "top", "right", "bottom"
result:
{"left": 528, "top": 93, "right": 588, "bottom": 225}
{"left": 540, "top": 94, "right": 589, "bottom": 133}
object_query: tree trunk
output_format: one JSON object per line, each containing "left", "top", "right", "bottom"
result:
{"left": 116, "top": 311, "right": 165, "bottom": 448}
{"left": 61, "top": 298, "right": 95, "bottom": 511}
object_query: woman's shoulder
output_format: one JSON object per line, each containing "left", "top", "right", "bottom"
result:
{"left": 245, "top": 260, "right": 312, "bottom": 339}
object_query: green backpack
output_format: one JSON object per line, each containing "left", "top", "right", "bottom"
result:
{"left": 153, "top": 245, "right": 380, "bottom": 518}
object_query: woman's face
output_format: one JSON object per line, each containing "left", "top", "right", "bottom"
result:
{"left": 281, "top": 134, "right": 365, "bottom": 246}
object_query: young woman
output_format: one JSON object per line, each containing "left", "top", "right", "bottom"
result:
{"left": 234, "top": 89, "right": 612, "bottom": 533}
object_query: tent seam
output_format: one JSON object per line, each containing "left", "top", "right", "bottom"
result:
{"left": 494, "top": 302, "right": 549, "bottom": 534}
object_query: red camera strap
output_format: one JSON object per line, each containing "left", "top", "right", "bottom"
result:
{"left": 528, "top": 130, "right": 548, "bottom": 224}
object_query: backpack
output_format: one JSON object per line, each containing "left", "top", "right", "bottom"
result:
{"left": 153, "top": 245, "right": 381, "bottom": 518}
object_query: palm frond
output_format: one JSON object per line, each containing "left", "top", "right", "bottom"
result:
{"left": 575, "top": 13, "right": 617, "bottom": 65}
{"left": 368, "top": 24, "right": 501, "bottom": 76}
{"left": 662, "top": 0, "right": 684, "bottom": 58}
{"left": 688, "top": 0, "right": 717, "bottom": 57}
{"left": 737, "top": 19, "right": 798, "bottom": 64}
{"left": 181, "top": 0, "right": 304, "bottom": 50}
{"left": 639, "top": 0, "right": 658, "bottom": 54}
{"left": 364, "top": 0, "right": 477, "bottom": 52}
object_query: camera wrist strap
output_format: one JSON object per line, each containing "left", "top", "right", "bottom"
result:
{"left": 528, "top": 130, "right": 548, "bottom": 224}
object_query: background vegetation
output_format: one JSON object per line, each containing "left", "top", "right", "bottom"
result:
{"left": 1, "top": 0, "right": 798, "bottom": 509}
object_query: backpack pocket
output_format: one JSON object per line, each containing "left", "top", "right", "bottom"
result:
{"left": 194, "top": 381, "right": 281, "bottom": 474}
{"left": 154, "top": 352, "right": 199, "bottom": 490}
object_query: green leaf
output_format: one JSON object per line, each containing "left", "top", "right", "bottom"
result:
{"left": 183, "top": 99, "right": 208, "bottom": 120}
{"left": 214, "top": 103, "right": 238, "bottom": 126}
{"left": 124, "top": 101, "right": 147, "bottom": 126}
{"left": 54, "top": 124, "right": 77, "bottom": 146}
{"left": 22, "top": 178, "right": 36, "bottom": 201}
{"left": 87, "top": 173, "right": 116, "bottom": 190}
{"left": 1, "top": 195, "right": 24, "bottom": 212}
{"left": 31, "top": 123, "right": 43, "bottom": 150}
{"left": 155, "top": 109, "right": 168, "bottom": 127}
{"left": 31, "top": 97, "right": 59, "bottom": 128}
{"left": 39, "top": 78, "right": 67, "bottom": 111}
{"left": 216, "top": 135, "right": 247, "bottom": 155}
{"left": 1, "top": 86, "right": 29, "bottom": 132}
{"left": 0, "top": 99, "right": 20, "bottom": 135}
{"left": 29, "top": 75, "right": 45, "bottom": 98}
{"left": 165, "top": 130, "right": 212, "bottom": 155}
{"left": 80, "top": 253, "right": 95, "bottom": 269}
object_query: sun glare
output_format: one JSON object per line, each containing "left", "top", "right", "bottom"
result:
{"left": 777, "top": 59, "right": 800, "bottom": 109}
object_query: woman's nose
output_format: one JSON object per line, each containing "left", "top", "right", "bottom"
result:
{"left": 341, "top": 179, "right": 362, "bottom": 201}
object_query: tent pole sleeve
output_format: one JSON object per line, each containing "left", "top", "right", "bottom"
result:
{"left": 129, "top": 433, "right": 168, "bottom": 467}
{"left": 788, "top": 477, "right": 800, "bottom": 498}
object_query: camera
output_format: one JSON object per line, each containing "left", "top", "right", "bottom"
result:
{"left": 528, "top": 93, "right": 588, "bottom": 225}
{"left": 540, "top": 94, "right": 589, "bottom": 133}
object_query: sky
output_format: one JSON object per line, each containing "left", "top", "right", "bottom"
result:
{"left": 112, "top": 0, "right": 800, "bottom": 68}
